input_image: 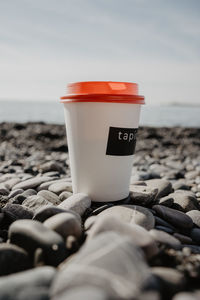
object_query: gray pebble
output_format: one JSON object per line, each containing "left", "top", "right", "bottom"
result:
{"left": 13, "top": 177, "right": 52, "bottom": 191}
{"left": 49, "top": 181, "right": 72, "bottom": 195}
{"left": 98, "top": 205, "right": 155, "bottom": 230}
{"left": 3, "top": 204, "right": 33, "bottom": 219}
{"left": 151, "top": 267, "right": 185, "bottom": 296}
{"left": 57, "top": 286, "right": 110, "bottom": 300}
{"left": 129, "top": 185, "right": 158, "bottom": 205}
{"left": 0, "top": 243, "right": 32, "bottom": 276}
{"left": 0, "top": 266, "right": 56, "bottom": 299}
{"left": 59, "top": 191, "right": 73, "bottom": 201}
{"left": 155, "top": 216, "right": 175, "bottom": 230}
{"left": 186, "top": 210, "right": 200, "bottom": 227}
{"left": 153, "top": 205, "right": 193, "bottom": 229}
{"left": 145, "top": 179, "right": 173, "bottom": 199}
{"left": 38, "top": 190, "right": 61, "bottom": 205}
{"left": 22, "top": 195, "right": 52, "bottom": 213}
{"left": 9, "top": 219, "right": 66, "bottom": 266}
{"left": 51, "top": 232, "right": 151, "bottom": 300}
{"left": 190, "top": 228, "right": 200, "bottom": 244}
{"left": 87, "top": 215, "right": 158, "bottom": 259}
{"left": 172, "top": 292, "right": 199, "bottom": 300}
{"left": 155, "top": 225, "right": 174, "bottom": 234}
{"left": 8, "top": 189, "right": 24, "bottom": 199}
{"left": 22, "top": 189, "right": 37, "bottom": 197}
{"left": 84, "top": 216, "right": 97, "bottom": 231}
{"left": 33, "top": 206, "right": 78, "bottom": 223}
{"left": 173, "top": 181, "right": 190, "bottom": 191}
{"left": 44, "top": 212, "right": 82, "bottom": 240}
{"left": 173, "top": 233, "right": 193, "bottom": 244}
{"left": 169, "top": 192, "right": 199, "bottom": 212}
{"left": 150, "top": 229, "right": 181, "bottom": 249}
{"left": 156, "top": 195, "right": 174, "bottom": 207}
{"left": 58, "top": 193, "right": 91, "bottom": 216}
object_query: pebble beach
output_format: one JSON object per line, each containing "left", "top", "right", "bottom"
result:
{"left": 0, "top": 122, "right": 200, "bottom": 300}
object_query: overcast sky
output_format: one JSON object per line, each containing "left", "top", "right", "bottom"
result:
{"left": 0, "top": 0, "right": 199, "bottom": 104}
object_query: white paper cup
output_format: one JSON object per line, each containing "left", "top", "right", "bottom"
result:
{"left": 60, "top": 81, "right": 145, "bottom": 202}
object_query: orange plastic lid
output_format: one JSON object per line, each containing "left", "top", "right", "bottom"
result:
{"left": 60, "top": 81, "right": 145, "bottom": 104}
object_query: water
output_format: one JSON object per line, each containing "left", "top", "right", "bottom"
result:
{"left": 0, "top": 100, "right": 199, "bottom": 127}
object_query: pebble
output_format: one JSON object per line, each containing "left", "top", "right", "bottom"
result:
{"left": 48, "top": 181, "right": 72, "bottom": 195}
{"left": 38, "top": 190, "right": 61, "bottom": 205}
{"left": 14, "top": 287, "right": 49, "bottom": 300}
{"left": 37, "top": 179, "right": 67, "bottom": 192}
{"left": 44, "top": 212, "right": 82, "bottom": 240}
{"left": 155, "top": 225, "right": 174, "bottom": 234}
{"left": 173, "top": 233, "right": 193, "bottom": 244}
{"left": 190, "top": 228, "right": 200, "bottom": 244}
{"left": 87, "top": 215, "right": 158, "bottom": 259}
{"left": 0, "top": 187, "right": 9, "bottom": 196}
{"left": 186, "top": 210, "right": 200, "bottom": 227}
{"left": 129, "top": 185, "right": 158, "bottom": 205}
{"left": 0, "top": 243, "right": 32, "bottom": 276}
{"left": 84, "top": 216, "right": 97, "bottom": 231}
{"left": 151, "top": 267, "right": 185, "bottom": 296}
{"left": 58, "top": 193, "right": 91, "bottom": 217}
{"left": 98, "top": 205, "right": 155, "bottom": 230}
{"left": 156, "top": 195, "right": 174, "bottom": 207}
{"left": 22, "top": 189, "right": 37, "bottom": 197}
{"left": 4, "top": 177, "right": 20, "bottom": 189}
{"left": 3, "top": 204, "right": 33, "bottom": 220}
{"left": 172, "top": 292, "right": 199, "bottom": 300}
{"left": 59, "top": 191, "right": 73, "bottom": 201}
{"left": 9, "top": 193, "right": 26, "bottom": 205}
{"left": 169, "top": 192, "right": 199, "bottom": 212}
{"left": 152, "top": 205, "right": 193, "bottom": 229}
{"left": 38, "top": 161, "right": 65, "bottom": 173}
{"left": 22, "top": 195, "right": 52, "bottom": 212}
{"left": 0, "top": 266, "right": 56, "bottom": 299}
{"left": 149, "top": 229, "right": 181, "bottom": 249}
{"left": 58, "top": 286, "right": 110, "bottom": 300}
{"left": 12, "top": 177, "right": 52, "bottom": 190}
{"left": 91, "top": 204, "right": 114, "bottom": 216}
{"left": 33, "top": 206, "right": 71, "bottom": 222}
{"left": 145, "top": 179, "right": 173, "bottom": 199}
{"left": 8, "top": 189, "right": 24, "bottom": 199}
{"left": 51, "top": 232, "right": 151, "bottom": 300}
{"left": 9, "top": 219, "right": 67, "bottom": 266}
{"left": 155, "top": 216, "right": 175, "bottom": 230}
{"left": 173, "top": 181, "right": 190, "bottom": 191}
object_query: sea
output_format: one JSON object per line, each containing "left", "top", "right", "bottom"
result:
{"left": 0, "top": 101, "right": 199, "bottom": 128}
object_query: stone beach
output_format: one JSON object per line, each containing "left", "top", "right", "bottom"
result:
{"left": 0, "top": 122, "right": 200, "bottom": 299}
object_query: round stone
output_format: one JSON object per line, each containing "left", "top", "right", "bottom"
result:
{"left": 44, "top": 212, "right": 82, "bottom": 239}
{"left": 149, "top": 229, "right": 181, "bottom": 249}
{"left": 98, "top": 205, "right": 155, "bottom": 230}
{"left": 186, "top": 210, "right": 200, "bottom": 227}
{"left": 173, "top": 233, "right": 193, "bottom": 245}
{"left": 38, "top": 190, "right": 61, "bottom": 205}
{"left": 190, "top": 228, "right": 200, "bottom": 245}
{"left": 145, "top": 179, "right": 173, "bottom": 199}
{"left": 152, "top": 205, "right": 193, "bottom": 229}
{"left": 58, "top": 193, "right": 91, "bottom": 217}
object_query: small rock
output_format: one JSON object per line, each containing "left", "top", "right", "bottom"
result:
{"left": 98, "top": 205, "right": 155, "bottom": 230}
{"left": 145, "top": 179, "right": 173, "bottom": 199}
{"left": 155, "top": 216, "right": 175, "bottom": 230}
{"left": 12, "top": 177, "right": 52, "bottom": 190}
{"left": 0, "top": 266, "right": 56, "bottom": 299}
{"left": 173, "top": 181, "right": 190, "bottom": 191}
{"left": 8, "top": 189, "right": 24, "bottom": 199}
{"left": 169, "top": 192, "right": 199, "bottom": 212}
{"left": 155, "top": 226, "right": 174, "bottom": 234}
{"left": 129, "top": 185, "right": 158, "bottom": 205}
{"left": 22, "top": 195, "right": 52, "bottom": 212}
{"left": 156, "top": 195, "right": 174, "bottom": 207}
{"left": 49, "top": 181, "right": 72, "bottom": 195}
{"left": 4, "top": 177, "right": 20, "bottom": 189}
{"left": 186, "top": 210, "right": 200, "bottom": 227}
{"left": 14, "top": 286, "right": 49, "bottom": 300}
{"left": 190, "top": 228, "right": 200, "bottom": 244}
{"left": 38, "top": 190, "right": 61, "bottom": 205}
{"left": 173, "top": 233, "right": 193, "bottom": 244}
{"left": 57, "top": 286, "right": 110, "bottom": 300}
{"left": 51, "top": 232, "right": 151, "bottom": 300}
{"left": 152, "top": 205, "right": 193, "bottom": 229}
{"left": 59, "top": 191, "right": 73, "bottom": 201}
{"left": 38, "top": 161, "right": 65, "bottom": 173}
{"left": 149, "top": 229, "right": 181, "bottom": 249}
{"left": 22, "top": 189, "right": 37, "bottom": 197}
{"left": 0, "top": 187, "right": 9, "bottom": 196}
{"left": 9, "top": 219, "right": 67, "bottom": 266}
{"left": 3, "top": 204, "right": 33, "bottom": 220}
{"left": 172, "top": 292, "right": 199, "bottom": 300}
{"left": 87, "top": 215, "right": 158, "bottom": 259}
{"left": 0, "top": 243, "right": 32, "bottom": 276}
{"left": 185, "top": 170, "right": 199, "bottom": 180}
{"left": 84, "top": 216, "right": 97, "bottom": 231}
{"left": 151, "top": 267, "right": 185, "bottom": 296}
{"left": 33, "top": 206, "right": 77, "bottom": 223}
{"left": 58, "top": 193, "right": 91, "bottom": 217}
{"left": 44, "top": 212, "right": 82, "bottom": 240}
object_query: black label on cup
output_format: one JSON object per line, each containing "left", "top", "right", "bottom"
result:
{"left": 106, "top": 127, "right": 138, "bottom": 156}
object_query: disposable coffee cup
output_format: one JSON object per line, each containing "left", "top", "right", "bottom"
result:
{"left": 60, "top": 81, "right": 145, "bottom": 202}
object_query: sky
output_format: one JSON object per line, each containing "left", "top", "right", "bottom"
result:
{"left": 0, "top": 0, "right": 200, "bottom": 105}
